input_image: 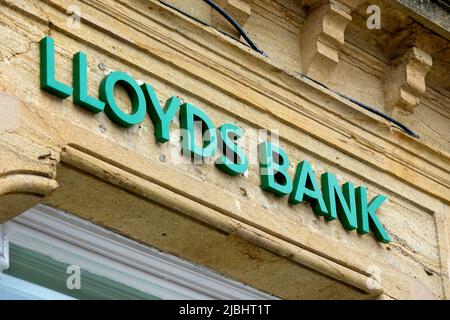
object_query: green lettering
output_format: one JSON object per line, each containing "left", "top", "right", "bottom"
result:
{"left": 179, "top": 103, "right": 217, "bottom": 158}
{"left": 289, "top": 160, "right": 328, "bottom": 216}
{"left": 215, "top": 123, "right": 248, "bottom": 176}
{"left": 99, "top": 71, "right": 146, "bottom": 127}
{"left": 40, "top": 36, "right": 72, "bottom": 98}
{"left": 321, "top": 172, "right": 358, "bottom": 230}
{"left": 355, "top": 186, "right": 391, "bottom": 243}
{"left": 73, "top": 52, "right": 105, "bottom": 113}
{"left": 141, "top": 83, "right": 180, "bottom": 143}
{"left": 258, "top": 141, "right": 292, "bottom": 197}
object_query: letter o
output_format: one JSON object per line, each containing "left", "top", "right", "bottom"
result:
{"left": 99, "top": 71, "right": 146, "bottom": 127}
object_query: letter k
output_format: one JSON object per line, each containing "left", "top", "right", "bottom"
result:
{"left": 355, "top": 186, "right": 391, "bottom": 243}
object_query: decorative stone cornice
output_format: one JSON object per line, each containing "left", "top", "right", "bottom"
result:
{"left": 384, "top": 46, "right": 433, "bottom": 114}
{"left": 3, "top": 0, "right": 449, "bottom": 204}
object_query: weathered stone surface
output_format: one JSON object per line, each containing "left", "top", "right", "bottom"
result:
{"left": 0, "top": 0, "right": 448, "bottom": 299}
{"left": 212, "top": 0, "right": 252, "bottom": 38}
{"left": 0, "top": 93, "right": 59, "bottom": 222}
{"left": 384, "top": 46, "right": 432, "bottom": 114}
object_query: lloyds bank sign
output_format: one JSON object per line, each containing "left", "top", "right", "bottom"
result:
{"left": 39, "top": 36, "right": 391, "bottom": 243}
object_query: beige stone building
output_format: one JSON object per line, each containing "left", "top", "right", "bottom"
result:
{"left": 0, "top": 0, "right": 449, "bottom": 299}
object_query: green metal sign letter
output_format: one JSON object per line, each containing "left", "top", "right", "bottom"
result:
{"left": 73, "top": 52, "right": 105, "bottom": 113}
{"left": 355, "top": 186, "right": 391, "bottom": 243}
{"left": 289, "top": 160, "right": 328, "bottom": 216}
{"left": 99, "top": 71, "right": 146, "bottom": 127}
{"left": 141, "top": 83, "right": 180, "bottom": 143}
{"left": 321, "top": 172, "right": 358, "bottom": 230}
{"left": 259, "top": 141, "right": 293, "bottom": 197}
{"left": 40, "top": 37, "right": 73, "bottom": 99}
{"left": 215, "top": 124, "right": 249, "bottom": 176}
{"left": 180, "top": 103, "right": 217, "bottom": 158}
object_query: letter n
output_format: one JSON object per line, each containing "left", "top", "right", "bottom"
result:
{"left": 321, "top": 172, "right": 358, "bottom": 230}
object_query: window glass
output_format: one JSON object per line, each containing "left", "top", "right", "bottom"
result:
{"left": 2, "top": 244, "right": 160, "bottom": 300}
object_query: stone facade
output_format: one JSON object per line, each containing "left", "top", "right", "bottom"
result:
{"left": 0, "top": 0, "right": 449, "bottom": 299}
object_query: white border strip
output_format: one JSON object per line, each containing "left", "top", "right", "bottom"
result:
{"left": 0, "top": 274, "right": 75, "bottom": 300}
{"left": 0, "top": 224, "right": 8, "bottom": 272}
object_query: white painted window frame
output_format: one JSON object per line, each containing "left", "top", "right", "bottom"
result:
{"left": 0, "top": 274, "right": 75, "bottom": 300}
{"left": 0, "top": 223, "right": 8, "bottom": 273}
{"left": 4, "top": 205, "right": 277, "bottom": 300}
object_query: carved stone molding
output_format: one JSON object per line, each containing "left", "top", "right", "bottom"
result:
{"left": 211, "top": 0, "right": 251, "bottom": 38}
{"left": 58, "top": 144, "right": 383, "bottom": 298}
{"left": 384, "top": 46, "right": 432, "bottom": 114}
{"left": 2, "top": 0, "right": 449, "bottom": 205}
{"left": 0, "top": 92, "right": 59, "bottom": 222}
{"left": 0, "top": 174, "right": 58, "bottom": 196}
{"left": 0, "top": 174, "right": 58, "bottom": 223}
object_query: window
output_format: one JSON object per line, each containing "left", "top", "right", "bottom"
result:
{"left": 0, "top": 205, "right": 276, "bottom": 300}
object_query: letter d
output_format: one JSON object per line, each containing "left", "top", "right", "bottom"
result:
{"left": 180, "top": 103, "right": 217, "bottom": 159}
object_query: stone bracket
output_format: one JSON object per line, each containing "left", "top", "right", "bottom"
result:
{"left": 211, "top": 0, "right": 251, "bottom": 38}
{"left": 384, "top": 46, "right": 432, "bottom": 114}
{"left": 0, "top": 92, "right": 59, "bottom": 223}
{"left": 0, "top": 174, "right": 59, "bottom": 224}
{"left": 300, "top": 0, "right": 353, "bottom": 82}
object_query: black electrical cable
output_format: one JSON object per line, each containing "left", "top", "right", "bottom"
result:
{"left": 298, "top": 73, "right": 419, "bottom": 138}
{"left": 158, "top": 0, "right": 418, "bottom": 138}
{"left": 202, "top": 0, "right": 265, "bottom": 55}
{"left": 201, "top": 0, "right": 418, "bottom": 138}
{"left": 201, "top": 1, "right": 417, "bottom": 138}
{"left": 340, "top": 94, "right": 419, "bottom": 138}
{"left": 159, "top": 1, "right": 209, "bottom": 27}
